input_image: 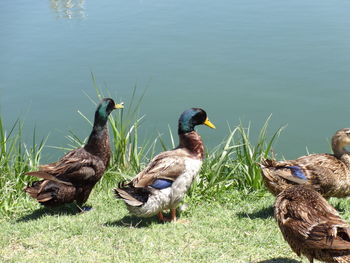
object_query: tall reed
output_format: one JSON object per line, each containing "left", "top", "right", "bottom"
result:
{"left": 233, "top": 117, "right": 284, "bottom": 191}
{"left": 0, "top": 117, "right": 46, "bottom": 215}
{"left": 189, "top": 117, "right": 284, "bottom": 200}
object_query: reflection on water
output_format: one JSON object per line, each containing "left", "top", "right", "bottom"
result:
{"left": 50, "top": 0, "right": 86, "bottom": 19}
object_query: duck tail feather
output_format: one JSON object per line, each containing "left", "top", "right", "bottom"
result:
{"left": 114, "top": 182, "right": 151, "bottom": 206}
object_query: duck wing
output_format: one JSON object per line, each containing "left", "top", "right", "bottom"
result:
{"left": 262, "top": 154, "right": 348, "bottom": 191}
{"left": 305, "top": 196, "right": 350, "bottom": 250}
{"left": 26, "top": 148, "right": 104, "bottom": 185}
{"left": 305, "top": 223, "right": 350, "bottom": 250}
{"left": 278, "top": 188, "right": 350, "bottom": 250}
{"left": 131, "top": 149, "right": 189, "bottom": 188}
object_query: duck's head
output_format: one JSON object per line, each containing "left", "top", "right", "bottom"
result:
{"left": 94, "top": 98, "right": 124, "bottom": 127}
{"left": 178, "top": 108, "right": 216, "bottom": 134}
{"left": 332, "top": 128, "right": 350, "bottom": 156}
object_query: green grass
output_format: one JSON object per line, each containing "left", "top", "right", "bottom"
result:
{"left": 188, "top": 117, "right": 284, "bottom": 201}
{"left": 0, "top": 184, "right": 315, "bottom": 263}
{"left": 4, "top": 184, "right": 349, "bottom": 262}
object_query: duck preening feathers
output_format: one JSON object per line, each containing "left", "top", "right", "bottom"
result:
{"left": 260, "top": 128, "right": 350, "bottom": 198}
{"left": 24, "top": 98, "right": 124, "bottom": 207}
{"left": 114, "top": 108, "right": 215, "bottom": 222}
{"left": 275, "top": 185, "right": 350, "bottom": 263}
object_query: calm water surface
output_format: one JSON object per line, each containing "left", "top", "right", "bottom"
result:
{"left": 1, "top": 0, "right": 350, "bottom": 161}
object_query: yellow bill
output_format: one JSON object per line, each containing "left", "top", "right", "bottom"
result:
{"left": 204, "top": 117, "right": 216, "bottom": 129}
{"left": 115, "top": 102, "right": 124, "bottom": 109}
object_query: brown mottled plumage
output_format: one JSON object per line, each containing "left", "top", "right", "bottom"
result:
{"left": 114, "top": 108, "right": 215, "bottom": 222}
{"left": 260, "top": 128, "right": 350, "bottom": 198}
{"left": 275, "top": 185, "right": 350, "bottom": 263}
{"left": 24, "top": 98, "right": 124, "bottom": 207}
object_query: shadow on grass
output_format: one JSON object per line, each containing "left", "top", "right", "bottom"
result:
{"left": 256, "top": 258, "right": 301, "bottom": 263}
{"left": 236, "top": 205, "right": 274, "bottom": 219}
{"left": 16, "top": 204, "right": 87, "bottom": 222}
{"left": 104, "top": 215, "right": 157, "bottom": 228}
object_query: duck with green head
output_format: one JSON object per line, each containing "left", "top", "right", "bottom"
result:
{"left": 24, "top": 98, "right": 124, "bottom": 208}
{"left": 114, "top": 108, "right": 215, "bottom": 222}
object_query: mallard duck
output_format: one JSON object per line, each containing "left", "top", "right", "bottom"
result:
{"left": 260, "top": 128, "right": 350, "bottom": 198}
{"left": 275, "top": 185, "right": 350, "bottom": 263}
{"left": 24, "top": 98, "right": 124, "bottom": 208}
{"left": 114, "top": 108, "right": 215, "bottom": 222}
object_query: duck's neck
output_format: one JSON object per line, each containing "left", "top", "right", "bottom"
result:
{"left": 332, "top": 142, "right": 350, "bottom": 169}
{"left": 340, "top": 155, "right": 350, "bottom": 169}
{"left": 333, "top": 142, "right": 350, "bottom": 158}
{"left": 178, "top": 131, "right": 204, "bottom": 159}
{"left": 84, "top": 123, "right": 111, "bottom": 167}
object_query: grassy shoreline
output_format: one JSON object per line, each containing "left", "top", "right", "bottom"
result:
{"left": 0, "top": 109, "right": 281, "bottom": 218}
{"left": 0, "top": 96, "right": 293, "bottom": 262}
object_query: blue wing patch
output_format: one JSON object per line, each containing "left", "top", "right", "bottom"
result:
{"left": 285, "top": 166, "right": 307, "bottom": 180}
{"left": 150, "top": 179, "right": 173, "bottom": 189}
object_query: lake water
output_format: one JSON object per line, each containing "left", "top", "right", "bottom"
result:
{"left": 1, "top": 0, "right": 350, "bottom": 162}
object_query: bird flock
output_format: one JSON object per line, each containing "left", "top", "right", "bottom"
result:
{"left": 23, "top": 98, "right": 350, "bottom": 262}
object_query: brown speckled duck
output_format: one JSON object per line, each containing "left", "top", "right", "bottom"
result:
{"left": 24, "top": 98, "right": 124, "bottom": 208}
{"left": 260, "top": 128, "right": 350, "bottom": 198}
{"left": 114, "top": 108, "right": 215, "bottom": 222}
{"left": 275, "top": 185, "right": 350, "bottom": 263}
